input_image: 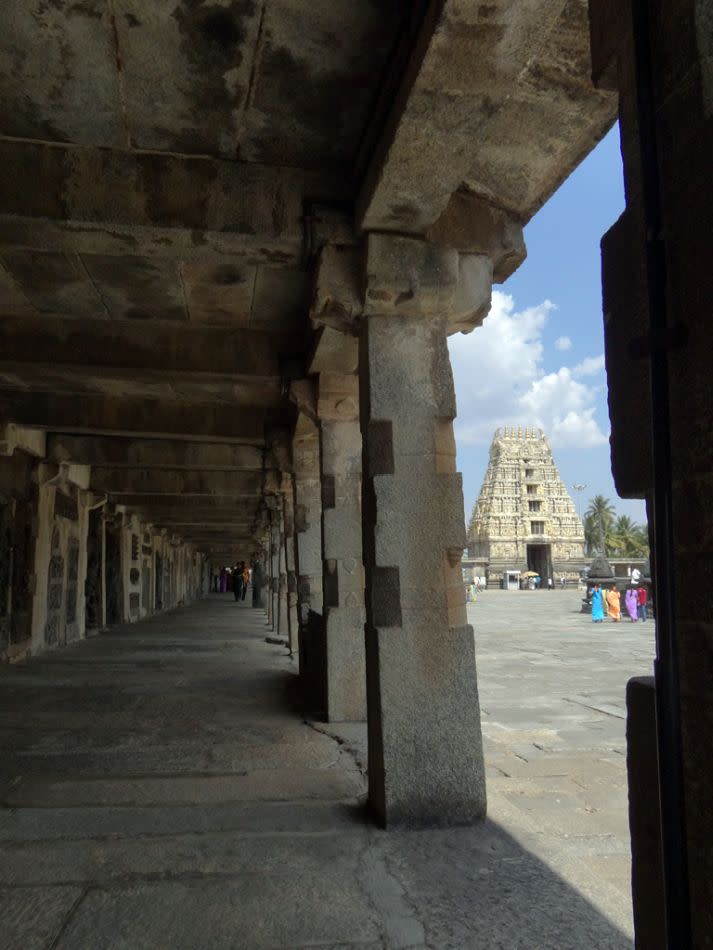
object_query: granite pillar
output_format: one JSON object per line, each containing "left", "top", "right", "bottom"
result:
{"left": 359, "top": 239, "right": 486, "bottom": 825}
{"left": 318, "top": 373, "right": 366, "bottom": 722}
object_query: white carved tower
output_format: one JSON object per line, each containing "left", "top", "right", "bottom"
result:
{"left": 468, "top": 427, "right": 585, "bottom": 585}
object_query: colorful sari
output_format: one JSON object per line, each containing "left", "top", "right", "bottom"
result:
{"left": 591, "top": 588, "right": 605, "bottom": 622}
{"left": 606, "top": 588, "right": 621, "bottom": 621}
{"left": 625, "top": 588, "right": 639, "bottom": 621}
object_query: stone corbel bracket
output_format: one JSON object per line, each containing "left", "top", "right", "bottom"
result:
{"left": 310, "top": 232, "right": 500, "bottom": 337}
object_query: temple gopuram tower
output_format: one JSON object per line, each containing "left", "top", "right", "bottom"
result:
{"left": 468, "top": 427, "right": 585, "bottom": 587}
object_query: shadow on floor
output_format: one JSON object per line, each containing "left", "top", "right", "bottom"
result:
{"left": 0, "top": 597, "right": 633, "bottom": 948}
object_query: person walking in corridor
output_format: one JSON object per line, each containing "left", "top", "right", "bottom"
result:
{"left": 233, "top": 564, "right": 243, "bottom": 602}
{"left": 241, "top": 562, "right": 250, "bottom": 601}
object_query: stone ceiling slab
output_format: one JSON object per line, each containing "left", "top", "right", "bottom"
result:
{"left": 0, "top": 1, "right": 124, "bottom": 147}
{"left": 82, "top": 255, "right": 188, "bottom": 321}
{"left": 236, "top": 0, "right": 406, "bottom": 168}
{"left": 182, "top": 261, "right": 256, "bottom": 326}
{"left": 0, "top": 251, "right": 103, "bottom": 317}
{"left": 0, "top": 262, "right": 35, "bottom": 316}
{"left": 113, "top": 0, "right": 262, "bottom": 158}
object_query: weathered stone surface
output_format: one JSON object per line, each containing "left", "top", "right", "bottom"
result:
{"left": 90, "top": 469, "right": 263, "bottom": 497}
{"left": 361, "top": 312, "right": 485, "bottom": 825}
{"left": 427, "top": 191, "right": 526, "bottom": 283}
{"left": 320, "top": 410, "right": 366, "bottom": 723}
{"left": 48, "top": 436, "right": 264, "bottom": 471}
{"left": 0, "top": 391, "right": 286, "bottom": 442}
{"left": 358, "top": 0, "right": 617, "bottom": 232}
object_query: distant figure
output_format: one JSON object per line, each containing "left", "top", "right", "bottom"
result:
{"left": 560, "top": 575, "right": 566, "bottom": 589}
{"left": 606, "top": 584, "right": 621, "bottom": 622}
{"left": 637, "top": 586, "right": 648, "bottom": 621}
{"left": 591, "top": 584, "right": 605, "bottom": 623}
{"left": 241, "top": 562, "right": 250, "bottom": 601}
{"left": 547, "top": 576, "right": 554, "bottom": 591}
{"left": 233, "top": 564, "right": 243, "bottom": 602}
{"left": 625, "top": 587, "right": 639, "bottom": 622}
{"left": 219, "top": 567, "right": 228, "bottom": 593}
{"left": 534, "top": 575, "right": 541, "bottom": 589}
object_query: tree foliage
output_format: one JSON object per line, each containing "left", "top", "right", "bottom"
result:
{"left": 582, "top": 496, "right": 648, "bottom": 557}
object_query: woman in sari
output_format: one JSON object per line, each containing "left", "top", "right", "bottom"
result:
{"left": 591, "top": 584, "right": 605, "bottom": 623}
{"left": 625, "top": 587, "right": 639, "bottom": 622}
{"left": 606, "top": 584, "right": 621, "bottom": 621}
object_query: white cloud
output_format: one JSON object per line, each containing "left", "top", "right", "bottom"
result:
{"left": 448, "top": 291, "right": 608, "bottom": 450}
{"left": 572, "top": 354, "right": 605, "bottom": 377}
{"left": 554, "top": 335, "right": 572, "bottom": 351}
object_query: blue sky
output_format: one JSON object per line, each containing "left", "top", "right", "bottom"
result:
{"left": 449, "top": 124, "right": 648, "bottom": 526}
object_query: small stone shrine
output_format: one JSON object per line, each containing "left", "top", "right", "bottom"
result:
{"left": 468, "top": 427, "right": 585, "bottom": 587}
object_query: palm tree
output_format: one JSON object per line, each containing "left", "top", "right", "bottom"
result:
{"left": 611, "top": 515, "right": 649, "bottom": 557}
{"left": 585, "top": 495, "right": 616, "bottom": 554}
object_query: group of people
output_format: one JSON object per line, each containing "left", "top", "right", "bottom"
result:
{"left": 590, "top": 583, "right": 649, "bottom": 623}
{"left": 211, "top": 564, "right": 251, "bottom": 600}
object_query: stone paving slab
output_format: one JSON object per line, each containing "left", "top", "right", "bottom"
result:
{"left": 0, "top": 594, "right": 641, "bottom": 948}
{"left": 53, "top": 877, "right": 382, "bottom": 950}
{"left": 0, "top": 885, "right": 83, "bottom": 950}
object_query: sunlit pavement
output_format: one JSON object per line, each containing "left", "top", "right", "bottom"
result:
{"left": 471, "top": 588, "right": 656, "bottom": 938}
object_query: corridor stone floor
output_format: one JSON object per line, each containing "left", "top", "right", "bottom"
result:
{"left": 1, "top": 596, "right": 635, "bottom": 949}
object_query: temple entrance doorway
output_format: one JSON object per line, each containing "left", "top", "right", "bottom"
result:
{"left": 527, "top": 543, "right": 551, "bottom": 583}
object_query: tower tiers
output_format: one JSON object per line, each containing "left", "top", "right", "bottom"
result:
{"left": 468, "top": 427, "right": 585, "bottom": 587}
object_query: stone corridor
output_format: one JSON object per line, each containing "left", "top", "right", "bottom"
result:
{"left": 1, "top": 597, "right": 632, "bottom": 949}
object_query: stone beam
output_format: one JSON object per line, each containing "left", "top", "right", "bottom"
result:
{"left": 47, "top": 435, "right": 264, "bottom": 471}
{"left": 90, "top": 468, "right": 263, "bottom": 496}
{"left": 0, "top": 316, "right": 278, "bottom": 378}
{"left": 0, "top": 391, "right": 288, "bottom": 442}
{"left": 112, "top": 496, "right": 259, "bottom": 511}
{"left": 357, "top": 0, "right": 616, "bottom": 235}
{"left": 0, "top": 141, "right": 347, "bottom": 264}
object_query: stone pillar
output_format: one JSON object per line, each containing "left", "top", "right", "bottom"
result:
{"left": 281, "top": 477, "right": 299, "bottom": 653}
{"left": 317, "top": 372, "right": 366, "bottom": 722}
{"left": 251, "top": 547, "right": 267, "bottom": 609}
{"left": 277, "top": 511, "right": 289, "bottom": 641}
{"left": 359, "top": 235, "right": 487, "bottom": 826}
{"left": 292, "top": 417, "right": 323, "bottom": 632}
{"left": 269, "top": 512, "right": 281, "bottom": 632}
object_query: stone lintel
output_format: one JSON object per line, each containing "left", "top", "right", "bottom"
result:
{"left": 0, "top": 391, "right": 285, "bottom": 442}
{"left": 0, "top": 140, "right": 346, "bottom": 251}
{"left": 46, "top": 435, "right": 264, "bottom": 471}
{"left": 0, "top": 315, "right": 279, "bottom": 378}
{"left": 89, "top": 468, "right": 263, "bottom": 496}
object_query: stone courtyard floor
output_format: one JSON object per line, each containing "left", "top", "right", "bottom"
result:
{"left": 0, "top": 593, "right": 651, "bottom": 948}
